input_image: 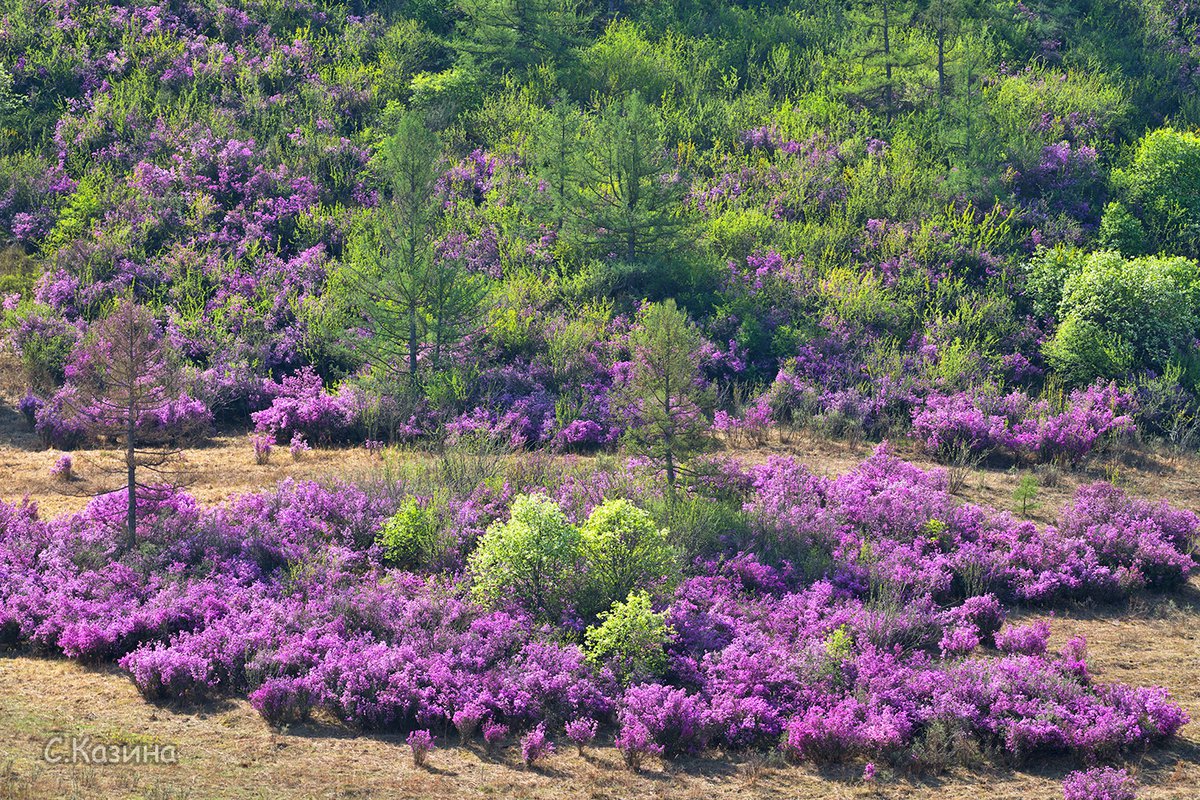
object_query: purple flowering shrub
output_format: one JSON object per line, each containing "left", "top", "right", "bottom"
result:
{"left": 0, "top": 448, "right": 1192, "bottom": 778}
{"left": 744, "top": 445, "right": 1198, "bottom": 603}
{"left": 565, "top": 717, "right": 599, "bottom": 753}
{"left": 1062, "top": 767, "right": 1136, "bottom": 800}
{"left": 407, "top": 729, "right": 436, "bottom": 767}
{"left": 482, "top": 719, "right": 509, "bottom": 755}
{"left": 49, "top": 453, "right": 73, "bottom": 482}
{"left": 250, "top": 433, "right": 274, "bottom": 465}
{"left": 520, "top": 723, "right": 555, "bottom": 767}
{"left": 994, "top": 621, "right": 1052, "bottom": 655}
{"left": 251, "top": 368, "right": 359, "bottom": 444}
{"left": 911, "top": 383, "right": 1135, "bottom": 464}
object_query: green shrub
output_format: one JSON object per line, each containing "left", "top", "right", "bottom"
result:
{"left": 467, "top": 493, "right": 582, "bottom": 621}
{"left": 1113, "top": 127, "right": 1200, "bottom": 256}
{"left": 1098, "top": 202, "right": 1147, "bottom": 256}
{"left": 377, "top": 494, "right": 449, "bottom": 569}
{"left": 1044, "top": 315, "right": 1136, "bottom": 384}
{"left": 579, "top": 499, "right": 680, "bottom": 618}
{"left": 1045, "top": 250, "right": 1199, "bottom": 384}
{"left": 1025, "top": 245, "right": 1086, "bottom": 320}
{"left": 0, "top": 246, "right": 38, "bottom": 296}
{"left": 6, "top": 302, "right": 78, "bottom": 390}
{"left": 584, "top": 590, "right": 672, "bottom": 685}
{"left": 648, "top": 494, "right": 751, "bottom": 559}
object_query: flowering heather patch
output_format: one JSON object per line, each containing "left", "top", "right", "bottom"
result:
{"left": 482, "top": 720, "right": 509, "bottom": 755}
{"left": 250, "top": 432, "right": 273, "bottom": 465}
{"left": 49, "top": 453, "right": 73, "bottom": 482}
{"left": 520, "top": 723, "right": 555, "bottom": 767}
{"left": 565, "top": 717, "right": 599, "bottom": 753}
{"left": 252, "top": 369, "right": 358, "bottom": 444}
{"left": 994, "top": 621, "right": 1053, "bottom": 655}
{"left": 289, "top": 434, "right": 311, "bottom": 460}
{"left": 910, "top": 382, "right": 1135, "bottom": 464}
{"left": 0, "top": 450, "right": 1191, "bottom": 782}
{"left": 407, "top": 730, "right": 435, "bottom": 767}
{"left": 1062, "top": 767, "right": 1136, "bottom": 800}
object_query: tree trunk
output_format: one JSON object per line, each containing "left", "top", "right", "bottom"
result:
{"left": 937, "top": 24, "right": 946, "bottom": 101}
{"left": 408, "top": 305, "right": 419, "bottom": 388}
{"left": 126, "top": 413, "right": 136, "bottom": 550}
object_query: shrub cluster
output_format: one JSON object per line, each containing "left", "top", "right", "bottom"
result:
{"left": 0, "top": 449, "right": 1191, "bottom": 777}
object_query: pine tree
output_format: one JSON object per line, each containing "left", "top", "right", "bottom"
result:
{"left": 69, "top": 300, "right": 196, "bottom": 549}
{"left": 453, "top": 0, "right": 592, "bottom": 79}
{"left": 530, "top": 96, "right": 585, "bottom": 233}
{"left": 349, "top": 112, "right": 486, "bottom": 390}
{"left": 617, "top": 299, "right": 712, "bottom": 491}
{"left": 576, "top": 92, "right": 691, "bottom": 266}
{"left": 844, "top": 0, "right": 924, "bottom": 118}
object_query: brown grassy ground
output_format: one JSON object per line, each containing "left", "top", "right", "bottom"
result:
{"left": 1, "top": 410, "right": 1199, "bottom": 798}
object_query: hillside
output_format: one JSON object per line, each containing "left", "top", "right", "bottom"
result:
{"left": 3, "top": 1, "right": 1200, "bottom": 798}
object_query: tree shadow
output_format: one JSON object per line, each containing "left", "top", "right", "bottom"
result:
{"left": 1004, "top": 579, "right": 1200, "bottom": 623}
{"left": 0, "top": 399, "right": 42, "bottom": 450}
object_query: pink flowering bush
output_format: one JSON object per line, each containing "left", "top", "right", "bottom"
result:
{"left": 482, "top": 719, "right": 509, "bottom": 755}
{"left": 407, "top": 730, "right": 435, "bottom": 767}
{"left": 250, "top": 432, "right": 273, "bottom": 465}
{"left": 614, "top": 720, "right": 664, "bottom": 771}
{"left": 911, "top": 383, "right": 1134, "bottom": 464}
{"left": 251, "top": 369, "right": 358, "bottom": 444}
{"left": 565, "top": 717, "right": 599, "bottom": 753}
{"left": 1062, "top": 767, "right": 1136, "bottom": 800}
{"left": 0, "top": 448, "right": 1191, "bottom": 780}
{"left": 995, "top": 621, "right": 1053, "bottom": 655}
{"left": 520, "top": 723, "right": 555, "bottom": 767}
{"left": 49, "top": 453, "right": 73, "bottom": 482}
{"left": 713, "top": 395, "right": 772, "bottom": 446}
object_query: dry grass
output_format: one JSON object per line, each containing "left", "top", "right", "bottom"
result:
{"left": 1, "top": 409, "right": 1199, "bottom": 797}
{"left": 1, "top": 618, "right": 1197, "bottom": 800}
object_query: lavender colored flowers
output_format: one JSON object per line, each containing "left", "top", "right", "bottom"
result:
{"left": 1062, "top": 767, "right": 1136, "bottom": 800}
{"left": 407, "top": 729, "right": 435, "bottom": 768}
{"left": 520, "top": 723, "right": 555, "bottom": 767}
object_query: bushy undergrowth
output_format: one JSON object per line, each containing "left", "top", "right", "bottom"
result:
{"left": 0, "top": 449, "right": 1192, "bottom": 776}
{"left": 5, "top": 0, "right": 1200, "bottom": 464}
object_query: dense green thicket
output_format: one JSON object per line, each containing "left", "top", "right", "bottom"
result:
{"left": 3, "top": 0, "right": 1200, "bottom": 455}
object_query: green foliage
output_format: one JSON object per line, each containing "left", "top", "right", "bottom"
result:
{"left": 1045, "top": 250, "right": 1200, "bottom": 384}
{"left": 1098, "top": 202, "right": 1148, "bottom": 256}
{"left": 467, "top": 493, "right": 582, "bottom": 621}
{"left": 1013, "top": 474, "right": 1040, "bottom": 516}
{"left": 584, "top": 590, "right": 672, "bottom": 685}
{"left": 579, "top": 499, "right": 680, "bottom": 618}
{"left": 1026, "top": 245, "right": 1086, "bottom": 320}
{"left": 574, "top": 92, "right": 692, "bottom": 267}
{"left": 646, "top": 493, "right": 751, "bottom": 559}
{"left": 0, "top": 246, "right": 37, "bottom": 296}
{"left": 377, "top": 494, "right": 450, "bottom": 569}
{"left": 574, "top": 20, "right": 688, "bottom": 101}
{"left": 347, "top": 111, "right": 488, "bottom": 389}
{"left": 45, "top": 176, "right": 105, "bottom": 252}
{"left": 617, "top": 299, "right": 713, "bottom": 488}
{"left": 452, "top": 0, "right": 592, "bottom": 82}
{"left": 1113, "top": 127, "right": 1200, "bottom": 257}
